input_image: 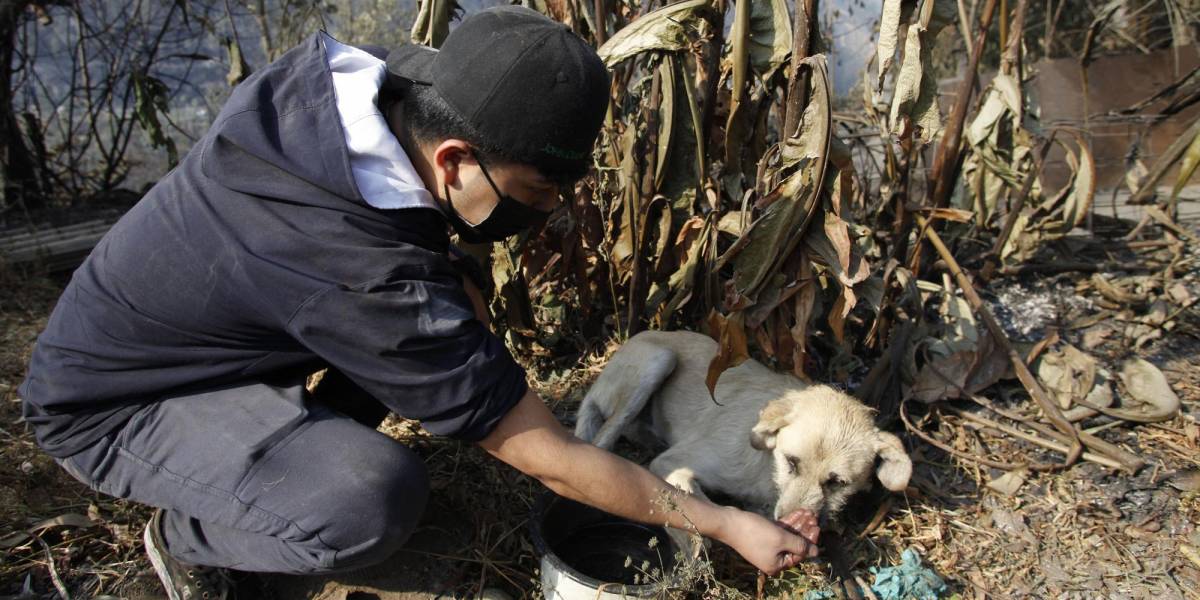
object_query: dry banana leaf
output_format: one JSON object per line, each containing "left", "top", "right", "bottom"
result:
{"left": 595, "top": 0, "right": 712, "bottom": 66}
{"left": 875, "top": 0, "right": 915, "bottom": 93}
{"left": 410, "top": 0, "right": 460, "bottom": 48}
{"left": 747, "top": 0, "right": 793, "bottom": 79}
{"left": 724, "top": 55, "right": 833, "bottom": 309}
{"left": 888, "top": 1, "right": 956, "bottom": 143}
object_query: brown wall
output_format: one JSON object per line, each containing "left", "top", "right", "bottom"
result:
{"left": 1032, "top": 46, "right": 1199, "bottom": 190}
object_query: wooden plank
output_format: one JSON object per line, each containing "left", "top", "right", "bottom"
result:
{"left": 1, "top": 231, "right": 109, "bottom": 273}
{"left": 0, "top": 223, "right": 113, "bottom": 254}
{"left": 0, "top": 219, "right": 111, "bottom": 247}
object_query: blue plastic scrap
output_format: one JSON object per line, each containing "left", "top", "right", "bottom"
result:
{"left": 803, "top": 548, "right": 948, "bottom": 600}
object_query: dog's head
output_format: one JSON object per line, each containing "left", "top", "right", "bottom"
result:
{"left": 749, "top": 385, "right": 912, "bottom": 521}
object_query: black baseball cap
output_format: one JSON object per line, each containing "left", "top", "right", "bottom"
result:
{"left": 386, "top": 6, "right": 610, "bottom": 177}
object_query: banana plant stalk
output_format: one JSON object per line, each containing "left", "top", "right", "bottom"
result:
{"left": 926, "top": 0, "right": 999, "bottom": 211}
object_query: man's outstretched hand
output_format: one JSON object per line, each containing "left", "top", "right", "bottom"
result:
{"left": 718, "top": 507, "right": 820, "bottom": 575}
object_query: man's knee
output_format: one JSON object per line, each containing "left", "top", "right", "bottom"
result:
{"left": 317, "top": 444, "right": 430, "bottom": 571}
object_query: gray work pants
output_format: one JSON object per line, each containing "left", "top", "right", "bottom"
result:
{"left": 54, "top": 370, "right": 429, "bottom": 574}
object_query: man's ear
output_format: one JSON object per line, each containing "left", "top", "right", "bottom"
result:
{"left": 873, "top": 431, "right": 912, "bottom": 492}
{"left": 432, "top": 139, "right": 472, "bottom": 188}
{"left": 750, "top": 399, "right": 793, "bottom": 451}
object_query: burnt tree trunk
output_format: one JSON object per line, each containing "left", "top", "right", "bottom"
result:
{"left": 0, "top": 1, "right": 44, "bottom": 214}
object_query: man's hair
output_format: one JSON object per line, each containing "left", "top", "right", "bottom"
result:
{"left": 390, "top": 85, "right": 586, "bottom": 185}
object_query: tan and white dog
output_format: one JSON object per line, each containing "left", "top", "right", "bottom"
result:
{"left": 574, "top": 330, "right": 912, "bottom": 524}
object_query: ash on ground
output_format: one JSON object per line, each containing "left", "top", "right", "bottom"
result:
{"left": 989, "top": 280, "right": 1093, "bottom": 341}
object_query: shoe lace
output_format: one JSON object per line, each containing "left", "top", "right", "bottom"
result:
{"left": 185, "top": 566, "right": 233, "bottom": 600}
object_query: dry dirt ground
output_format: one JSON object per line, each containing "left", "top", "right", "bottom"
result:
{"left": 1, "top": 224, "right": 1198, "bottom": 599}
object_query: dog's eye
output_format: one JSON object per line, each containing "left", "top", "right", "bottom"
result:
{"left": 822, "top": 474, "right": 845, "bottom": 489}
{"left": 786, "top": 457, "right": 800, "bottom": 474}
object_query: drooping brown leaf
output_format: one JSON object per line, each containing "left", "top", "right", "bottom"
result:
{"left": 789, "top": 275, "right": 818, "bottom": 380}
{"left": 888, "top": 23, "right": 939, "bottom": 142}
{"left": 661, "top": 215, "right": 714, "bottom": 321}
{"left": 491, "top": 238, "right": 536, "bottom": 336}
{"left": 705, "top": 310, "right": 750, "bottom": 398}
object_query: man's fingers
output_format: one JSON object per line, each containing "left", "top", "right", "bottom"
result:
{"left": 780, "top": 551, "right": 799, "bottom": 570}
{"left": 777, "top": 510, "right": 821, "bottom": 545}
{"left": 800, "top": 518, "right": 820, "bottom": 544}
{"left": 787, "top": 535, "right": 814, "bottom": 563}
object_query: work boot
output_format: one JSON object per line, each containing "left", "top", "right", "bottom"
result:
{"left": 143, "top": 509, "right": 232, "bottom": 600}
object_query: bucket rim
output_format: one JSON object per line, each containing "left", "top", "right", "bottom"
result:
{"left": 528, "top": 491, "right": 679, "bottom": 594}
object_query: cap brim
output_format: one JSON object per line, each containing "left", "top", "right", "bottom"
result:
{"left": 386, "top": 45, "right": 437, "bottom": 85}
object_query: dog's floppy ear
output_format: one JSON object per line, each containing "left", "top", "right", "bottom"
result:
{"left": 873, "top": 431, "right": 912, "bottom": 491}
{"left": 750, "top": 399, "right": 793, "bottom": 451}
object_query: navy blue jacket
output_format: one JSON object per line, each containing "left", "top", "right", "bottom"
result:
{"left": 19, "top": 34, "right": 527, "bottom": 458}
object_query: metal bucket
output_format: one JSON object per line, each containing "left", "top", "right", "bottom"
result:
{"left": 530, "top": 493, "right": 679, "bottom": 600}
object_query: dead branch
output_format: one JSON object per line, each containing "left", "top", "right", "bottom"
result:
{"left": 968, "top": 394, "right": 1147, "bottom": 471}
{"left": 927, "top": 0, "right": 1000, "bottom": 210}
{"left": 997, "top": 261, "right": 1153, "bottom": 276}
{"left": 900, "top": 398, "right": 1056, "bottom": 471}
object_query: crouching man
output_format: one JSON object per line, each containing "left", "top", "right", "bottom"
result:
{"left": 19, "top": 7, "right": 816, "bottom": 599}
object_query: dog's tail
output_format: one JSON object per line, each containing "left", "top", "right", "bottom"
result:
{"left": 575, "top": 341, "right": 678, "bottom": 451}
{"left": 573, "top": 399, "right": 607, "bottom": 446}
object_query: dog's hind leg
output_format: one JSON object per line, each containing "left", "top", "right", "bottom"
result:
{"left": 573, "top": 398, "right": 607, "bottom": 445}
{"left": 648, "top": 446, "right": 711, "bottom": 504}
{"left": 574, "top": 341, "right": 677, "bottom": 451}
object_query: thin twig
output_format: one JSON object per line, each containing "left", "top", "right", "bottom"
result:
{"left": 899, "top": 398, "right": 1039, "bottom": 471}
{"left": 947, "top": 406, "right": 1127, "bottom": 470}
{"left": 32, "top": 532, "right": 70, "bottom": 600}
{"left": 968, "top": 394, "right": 1146, "bottom": 471}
